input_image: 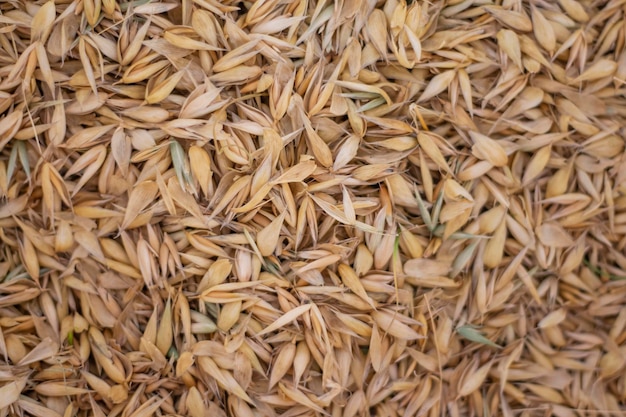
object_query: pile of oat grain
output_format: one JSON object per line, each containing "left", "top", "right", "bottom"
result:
{"left": 1, "top": 0, "right": 626, "bottom": 416}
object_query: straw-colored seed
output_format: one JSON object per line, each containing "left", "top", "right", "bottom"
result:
{"left": 546, "top": 163, "right": 572, "bottom": 198}
{"left": 536, "top": 222, "right": 574, "bottom": 248}
{"left": 82, "top": 371, "right": 112, "bottom": 399}
{"left": 484, "top": 6, "right": 533, "bottom": 32}
{"left": 497, "top": 29, "right": 523, "bottom": 71}
{"left": 354, "top": 244, "right": 373, "bottom": 276}
{"left": 557, "top": 0, "right": 589, "bottom": 23}
{"left": 218, "top": 301, "right": 242, "bottom": 332}
{"left": 156, "top": 299, "right": 173, "bottom": 355}
{"left": 458, "top": 359, "right": 493, "bottom": 397}
{"left": 483, "top": 220, "right": 507, "bottom": 269}
{"left": 338, "top": 263, "right": 375, "bottom": 308}
{"left": 257, "top": 212, "right": 286, "bottom": 257}
{"left": 522, "top": 146, "right": 551, "bottom": 185}
{"left": 418, "top": 70, "right": 456, "bottom": 104}
{"left": 269, "top": 341, "right": 296, "bottom": 389}
{"left": 292, "top": 341, "right": 310, "bottom": 386}
{"left": 34, "top": 382, "right": 91, "bottom": 397}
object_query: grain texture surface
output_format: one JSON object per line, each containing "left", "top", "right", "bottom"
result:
{"left": 0, "top": 0, "right": 625, "bottom": 416}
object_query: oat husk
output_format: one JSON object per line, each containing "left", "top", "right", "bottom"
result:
{"left": 1, "top": 0, "right": 626, "bottom": 416}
